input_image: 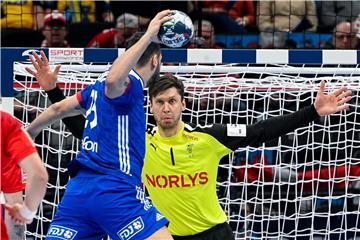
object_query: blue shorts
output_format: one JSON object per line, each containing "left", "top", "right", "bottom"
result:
{"left": 46, "top": 167, "right": 168, "bottom": 240}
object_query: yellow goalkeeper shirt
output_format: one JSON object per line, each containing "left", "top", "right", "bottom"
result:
{"left": 142, "top": 105, "right": 319, "bottom": 236}
{"left": 143, "top": 122, "right": 234, "bottom": 236}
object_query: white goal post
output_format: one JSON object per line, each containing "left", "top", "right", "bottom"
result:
{"left": 2, "top": 48, "right": 360, "bottom": 239}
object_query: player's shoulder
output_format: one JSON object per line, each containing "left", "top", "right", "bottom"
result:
{"left": 183, "top": 122, "right": 229, "bottom": 142}
{"left": 1, "top": 111, "right": 20, "bottom": 128}
{"left": 128, "top": 70, "right": 144, "bottom": 88}
{"left": 87, "top": 78, "right": 105, "bottom": 93}
{"left": 1, "top": 111, "right": 12, "bottom": 119}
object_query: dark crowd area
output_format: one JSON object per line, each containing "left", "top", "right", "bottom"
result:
{"left": 1, "top": 0, "right": 360, "bottom": 49}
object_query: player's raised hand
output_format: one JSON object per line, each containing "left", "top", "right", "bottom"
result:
{"left": 25, "top": 50, "right": 61, "bottom": 91}
{"left": 314, "top": 80, "right": 352, "bottom": 116}
{"left": 146, "top": 9, "right": 173, "bottom": 43}
{"left": 5, "top": 203, "right": 34, "bottom": 225}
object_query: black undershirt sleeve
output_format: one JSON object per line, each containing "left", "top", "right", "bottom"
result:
{"left": 46, "top": 86, "right": 86, "bottom": 139}
{"left": 241, "top": 104, "right": 320, "bottom": 149}
{"left": 204, "top": 105, "right": 320, "bottom": 151}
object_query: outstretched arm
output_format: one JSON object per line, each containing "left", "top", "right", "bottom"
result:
{"left": 26, "top": 95, "right": 82, "bottom": 139}
{"left": 45, "top": 87, "right": 85, "bottom": 139}
{"left": 213, "top": 81, "right": 352, "bottom": 150}
{"left": 26, "top": 51, "right": 85, "bottom": 139}
{"left": 105, "top": 10, "right": 172, "bottom": 98}
{"left": 247, "top": 81, "right": 352, "bottom": 145}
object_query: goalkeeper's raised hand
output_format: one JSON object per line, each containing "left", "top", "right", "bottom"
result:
{"left": 314, "top": 80, "right": 352, "bottom": 117}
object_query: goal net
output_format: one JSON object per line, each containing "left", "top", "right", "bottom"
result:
{"left": 8, "top": 48, "right": 360, "bottom": 239}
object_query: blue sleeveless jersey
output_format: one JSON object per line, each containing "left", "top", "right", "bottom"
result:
{"left": 75, "top": 69, "right": 145, "bottom": 185}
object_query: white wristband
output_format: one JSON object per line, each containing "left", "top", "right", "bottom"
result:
{"left": 19, "top": 204, "right": 36, "bottom": 221}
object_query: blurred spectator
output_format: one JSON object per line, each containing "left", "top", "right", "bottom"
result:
{"left": 317, "top": 1, "right": 360, "bottom": 32}
{"left": 303, "top": 39, "right": 313, "bottom": 49}
{"left": 41, "top": 11, "right": 69, "bottom": 48}
{"left": 0, "top": 0, "right": 46, "bottom": 29}
{"left": 188, "top": 20, "right": 222, "bottom": 48}
{"left": 202, "top": 0, "right": 255, "bottom": 34}
{"left": 323, "top": 21, "right": 359, "bottom": 49}
{"left": 55, "top": 0, "right": 113, "bottom": 24}
{"left": 259, "top": 27, "right": 286, "bottom": 49}
{"left": 257, "top": 0, "right": 317, "bottom": 33}
{"left": 110, "top": 1, "right": 193, "bottom": 26}
{"left": 355, "top": 17, "right": 360, "bottom": 39}
{"left": 285, "top": 39, "right": 297, "bottom": 49}
{"left": 86, "top": 13, "right": 138, "bottom": 48}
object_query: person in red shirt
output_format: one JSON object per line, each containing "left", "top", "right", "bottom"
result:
{"left": 202, "top": 0, "right": 255, "bottom": 34}
{"left": 1, "top": 111, "right": 48, "bottom": 239}
{"left": 86, "top": 13, "right": 139, "bottom": 48}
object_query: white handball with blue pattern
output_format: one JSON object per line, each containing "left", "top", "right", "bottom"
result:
{"left": 158, "top": 10, "right": 194, "bottom": 48}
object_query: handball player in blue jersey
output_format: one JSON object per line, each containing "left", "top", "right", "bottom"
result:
{"left": 26, "top": 10, "right": 173, "bottom": 240}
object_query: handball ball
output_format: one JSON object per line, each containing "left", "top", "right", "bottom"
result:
{"left": 158, "top": 10, "right": 194, "bottom": 48}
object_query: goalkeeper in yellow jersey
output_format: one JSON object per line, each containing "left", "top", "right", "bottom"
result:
{"left": 30, "top": 70, "right": 351, "bottom": 239}
{"left": 142, "top": 75, "right": 351, "bottom": 239}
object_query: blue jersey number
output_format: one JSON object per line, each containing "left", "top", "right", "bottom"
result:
{"left": 85, "top": 90, "right": 98, "bottom": 129}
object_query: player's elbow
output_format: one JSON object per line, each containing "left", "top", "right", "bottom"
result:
{"left": 30, "top": 158, "right": 48, "bottom": 183}
{"left": 22, "top": 153, "right": 49, "bottom": 186}
{"left": 39, "top": 161, "right": 49, "bottom": 183}
{"left": 32, "top": 167, "right": 48, "bottom": 188}
{"left": 39, "top": 170, "right": 49, "bottom": 187}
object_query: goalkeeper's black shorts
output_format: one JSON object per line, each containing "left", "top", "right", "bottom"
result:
{"left": 172, "top": 222, "right": 235, "bottom": 240}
